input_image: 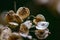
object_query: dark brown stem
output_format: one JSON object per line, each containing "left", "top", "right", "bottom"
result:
{"left": 14, "top": 1, "right": 16, "bottom": 12}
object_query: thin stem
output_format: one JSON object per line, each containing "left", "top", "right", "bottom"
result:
{"left": 14, "top": 1, "right": 16, "bottom": 12}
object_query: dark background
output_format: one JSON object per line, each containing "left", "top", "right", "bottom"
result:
{"left": 0, "top": 0, "right": 60, "bottom": 40}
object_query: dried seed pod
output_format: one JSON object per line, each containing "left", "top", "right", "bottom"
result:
{"left": 5, "top": 10, "right": 15, "bottom": 23}
{"left": 0, "top": 25, "right": 4, "bottom": 35}
{"left": 0, "top": 11, "right": 10, "bottom": 25}
{"left": 19, "top": 24, "right": 29, "bottom": 38}
{"left": 0, "top": 25, "right": 11, "bottom": 35}
{"left": 8, "top": 32, "right": 23, "bottom": 40}
{"left": 0, "top": 27, "right": 12, "bottom": 40}
{"left": 19, "top": 24, "right": 29, "bottom": 34}
{"left": 19, "top": 20, "right": 32, "bottom": 38}
{"left": 35, "top": 29, "right": 50, "bottom": 39}
{"left": 16, "top": 7, "right": 30, "bottom": 20}
{"left": 19, "top": 24, "right": 32, "bottom": 39}
{"left": 33, "top": 14, "right": 45, "bottom": 25}
{"left": 13, "top": 14, "right": 23, "bottom": 24}
{"left": 0, "top": 25, "right": 5, "bottom": 40}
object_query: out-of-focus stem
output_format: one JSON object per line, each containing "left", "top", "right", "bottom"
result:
{"left": 14, "top": 1, "right": 16, "bottom": 12}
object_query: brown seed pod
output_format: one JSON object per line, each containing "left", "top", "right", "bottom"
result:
{"left": 16, "top": 7, "right": 30, "bottom": 20}
{"left": 0, "top": 27, "right": 12, "bottom": 40}
{"left": 19, "top": 21, "right": 32, "bottom": 38}
{"left": 13, "top": 14, "right": 23, "bottom": 24}
{"left": 0, "top": 25, "right": 5, "bottom": 40}
{"left": 8, "top": 32, "right": 23, "bottom": 40}
{"left": 0, "top": 25, "right": 4, "bottom": 35}
{"left": 5, "top": 10, "right": 15, "bottom": 23}
{"left": 19, "top": 23, "right": 32, "bottom": 39}
{"left": 33, "top": 14, "right": 45, "bottom": 25}
{"left": 35, "top": 29, "right": 50, "bottom": 39}
{"left": 19, "top": 24, "right": 29, "bottom": 34}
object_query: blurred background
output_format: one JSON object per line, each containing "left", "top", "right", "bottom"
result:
{"left": 0, "top": 0, "right": 60, "bottom": 40}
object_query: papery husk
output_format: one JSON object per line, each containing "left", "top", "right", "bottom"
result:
{"left": 0, "top": 27, "right": 12, "bottom": 40}
{"left": 5, "top": 10, "right": 15, "bottom": 23}
{"left": 16, "top": 7, "right": 30, "bottom": 20}
{"left": 33, "top": 14, "right": 45, "bottom": 25}
{"left": 13, "top": 14, "right": 23, "bottom": 24}
{"left": 35, "top": 29, "right": 49, "bottom": 39}
{"left": 8, "top": 32, "right": 23, "bottom": 40}
{"left": 19, "top": 24, "right": 29, "bottom": 34}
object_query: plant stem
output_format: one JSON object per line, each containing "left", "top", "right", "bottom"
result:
{"left": 14, "top": 1, "right": 16, "bottom": 12}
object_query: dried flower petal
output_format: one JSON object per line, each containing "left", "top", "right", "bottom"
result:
{"left": 23, "top": 20, "right": 32, "bottom": 29}
{"left": 36, "top": 21, "right": 49, "bottom": 30}
{"left": 9, "top": 22, "right": 18, "bottom": 26}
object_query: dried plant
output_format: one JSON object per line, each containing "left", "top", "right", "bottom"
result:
{"left": 0, "top": 7, "right": 51, "bottom": 40}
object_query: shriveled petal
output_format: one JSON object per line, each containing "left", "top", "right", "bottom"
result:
{"left": 23, "top": 20, "right": 32, "bottom": 29}
{"left": 9, "top": 22, "right": 18, "bottom": 26}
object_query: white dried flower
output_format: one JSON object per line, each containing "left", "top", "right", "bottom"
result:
{"left": 23, "top": 20, "right": 32, "bottom": 29}
{"left": 36, "top": 21, "right": 49, "bottom": 30}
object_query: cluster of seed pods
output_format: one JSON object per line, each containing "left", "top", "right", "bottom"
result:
{"left": 0, "top": 7, "right": 51, "bottom": 40}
